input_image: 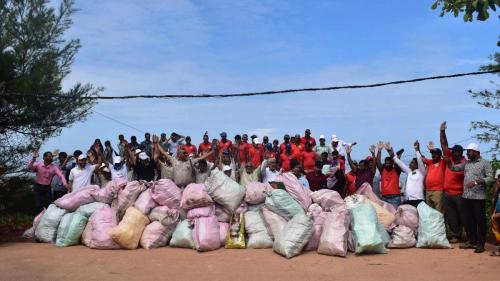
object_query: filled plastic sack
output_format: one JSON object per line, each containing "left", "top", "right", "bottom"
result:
{"left": 140, "top": 220, "right": 177, "bottom": 249}
{"left": 169, "top": 219, "right": 194, "bottom": 249}
{"left": 395, "top": 204, "right": 419, "bottom": 233}
{"left": 274, "top": 172, "right": 312, "bottom": 211}
{"left": 180, "top": 183, "right": 213, "bottom": 209}
{"left": 149, "top": 206, "right": 171, "bottom": 222}
{"left": 351, "top": 203, "right": 387, "bottom": 254}
{"left": 23, "top": 209, "right": 45, "bottom": 239}
{"left": 93, "top": 178, "right": 127, "bottom": 204}
{"left": 108, "top": 207, "right": 149, "bottom": 249}
{"left": 116, "top": 181, "right": 146, "bottom": 218}
{"left": 193, "top": 216, "right": 221, "bottom": 251}
{"left": 81, "top": 221, "right": 92, "bottom": 247}
{"left": 215, "top": 204, "right": 231, "bottom": 222}
{"left": 55, "top": 212, "right": 88, "bottom": 247}
{"left": 367, "top": 200, "right": 395, "bottom": 228}
{"left": 225, "top": 213, "right": 246, "bottom": 249}
{"left": 265, "top": 189, "right": 304, "bottom": 220}
{"left": 310, "top": 189, "right": 345, "bottom": 211}
{"left": 35, "top": 204, "right": 67, "bottom": 243}
{"left": 261, "top": 207, "right": 287, "bottom": 240}
{"left": 388, "top": 225, "right": 416, "bottom": 248}
{"left": 235, "top": 202, "right": 248, "bottom": 214}
{"left": 245, "top": 211, "right": 273, "bottom": 248}
{"left": 377, "top": 222, "right": 391, "bottom": 246}
{"left": 245, "top": 182, "right": 273, "bottom": 205}
{"left": 76, "top": 202, "right": 108, "bottom": 218}
{"left": 187, "top": 204, "right": 215, "bottom": 219}
{"left": 317, "top": 207, "right": 351, "bottom": 257}
{"left": 87, "top": 207, "right": 120, "bottom": 249}
{"left": 344, "top": 194, "right": 367, "bottom": 210}
{"left": 219, "top": 222, "right": 230, "bottom": 246}
{"left": 248, "top": 203, "right": 265, "bottom": 212}
{"left": 55, "top": 185, "right": 99, "bottom": 211}
{"left": 205, "top": 169, "right": 246, "bottom": 212}
{"left": 134, "top": 189, "right": 158, "bottom": 215}
{"left": 273, "top": 213, "right": 314, "bottom": 259}
{"left": 304, "top": 204, "right": 328, "bottom": 251}
{"left": 151, "top": 179, "right": 182, "bottom": 209}
{"left": 355, "top": 182, "right": 396, "bottom": 214}
{"left": 416, "top": 202, "right": 451, "bottom": 249}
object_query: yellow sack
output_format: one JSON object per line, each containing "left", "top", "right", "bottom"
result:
{"left": 108, "top": 207, "right": 149, "bottom": 249}
{"left": 368, "top": 199, "right": 395, "bottom": 228}
{"left": 225, "top": 213, "right": 246, "bottom": 249}
{"left": 492, "top": 215, "right": 500, "bottom": 242}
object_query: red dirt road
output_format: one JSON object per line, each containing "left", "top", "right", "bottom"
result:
{"left": 0, "top": 242, "right": 498, "bottom": 281}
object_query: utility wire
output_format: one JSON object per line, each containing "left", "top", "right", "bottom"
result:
{"left": 91, "top": 109, "right": 146, "bottom": 134}
{"left": 2, "top": 69, "right": 499, "bottom": 100}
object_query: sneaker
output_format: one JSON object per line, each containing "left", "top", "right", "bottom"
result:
{"left": 474, "top": 246, "right": 485, "bottom": 253}
{"left": 459, "top": 242, "right": 476, "bottom": 249}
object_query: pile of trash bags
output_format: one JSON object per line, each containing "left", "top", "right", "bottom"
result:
{"left": 25, "top": 171, "right": 451, "bottom": 258}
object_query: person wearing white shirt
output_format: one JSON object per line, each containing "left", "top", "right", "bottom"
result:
{"left": 392, "top": 141, "right": 426, "bottom": 208}
{"left": 69, "top": 154, "right": 99, "bottom": 193}
{"left": 261, "top": 158, "right": 280, "bottom": 183}
{"left": 330, "top": 134, "right": 354, "bottom": 156}
{"left": 108, "top": 156, "right": 128, "bottom": 182}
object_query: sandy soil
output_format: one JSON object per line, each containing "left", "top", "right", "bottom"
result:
{"left": 0, "top": 242, "right": 498, "bottom": 281}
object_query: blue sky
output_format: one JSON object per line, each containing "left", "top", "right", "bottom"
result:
{"left": 44, "top": 0, "right": 499, "bottom": 161}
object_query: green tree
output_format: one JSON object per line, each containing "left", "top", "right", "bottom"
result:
{"left": 432, "top": 0, "right": 500, "bottom": 22}
{"left": 0, "top": 0, "right": 102, "bottom": 178}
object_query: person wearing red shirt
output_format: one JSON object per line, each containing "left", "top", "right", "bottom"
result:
{"left": 270, "top": 139, "right": 280, "bottom": 161}
{"left": 440, "top": 122, "right": 466, "bottom": 242}
{"left": 301, "top": 142, "right": 317, "bottom": 172}
{"left": 234, "top": 134, "right": 249, "bottom": 164}
{"left": 376, "top": 141, "right": 402, "bottom": 209}
{"left": 279, "top": 134, "right": 292, "bottom": 152}
{"left": 183, "top": 136, "right": 197, "bottom": 156}
{"left": 248, "top": 138, "right": 264, "bottom": 168}
{"left": 306, "top": 160, "right": 327, "bottom": 191}
{"left": 346, "top": 168, "right": 357, "bottom": 195}
{"left": 300, "top": 128, "right": 316, "bottom": 147}
{"left": 346, "top": 144, "right": 377, "bottom": 191}
{"left": 280, "top": 143, "right": 296, "bottom": 172}
{"left": 198, "top": 133, "right": 213, "bottom": 162}
{"left": 218, "top": 132, "right": 233, "bottom": 157}
{"left": 423, "top": 140, "right": 446, "bottom": 213}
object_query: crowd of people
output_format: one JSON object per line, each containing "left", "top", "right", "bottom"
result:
{"left": 28, "top": 122, "right": 499, "bottom": 255}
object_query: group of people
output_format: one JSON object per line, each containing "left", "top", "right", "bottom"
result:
{"left": 28, "top": 123, "right": 499, "bottom": 255}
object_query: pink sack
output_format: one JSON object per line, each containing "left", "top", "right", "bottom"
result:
{"left": 140, "top": 221, "right": 174, "bottom": 249}
{"left": 187, "top": 204, "right": 216, "bottom": 219}
{"left": 355, "top": 183, "right": 396, "bottom": 214}
{"left": 215, "top": 204, "right": 231, "bottom": 222}
{"left": 274, "top": 172, "right": 312, "bottom": 211}
{"left": 134, "top": 189, "right": 158, "bottom": 215}
{"left": 395, "top": 204, "right": 419, "bottom": 233}
{"left": 88, "top": 207, "right": 120, "bottom": 249}
{"left": 245, "top": 182, "right": 273, "bottom": 204}
{"left": 261, "top": 207, "right": 287, "bottom": 240}
{"left": 304, "top": 206, "right": 328, "bottom": 251}
{"left": 22, "top": 209, "right": 46, "bottom": 239}
{"left": 93, "top": 178, "right": 127, "bottom": 204}
{"left": 317, "top": 206, "right": 351, "bottom": 257}
{"left": 192, "top": 216, "right": 221, "bottom": 252}
{"left": 81, "top": 221, "right": 92, "bottom": 247}
{"left": 55, "top": 185, "right": 99, "bottom": 211}
{"left": 149, "top": 206, "right": 178, "bottom": 223}
{"left": 180, "top": 183, "right": 213, "bottom": 210}
{"left": 151, "top": 179, "right": 182, "bottom": 208}
{"left": 219, "top": 222, "right": 230, "bottom": 246}
{"left": 116, "top": 181, "right": 146, "bottom": 215}
{"left": 311, "top": 189, "right": 345, "bottom": 211}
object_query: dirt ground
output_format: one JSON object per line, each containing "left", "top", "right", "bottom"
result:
{"left": 0, "top": 242, "right": 498, "bottom": 281}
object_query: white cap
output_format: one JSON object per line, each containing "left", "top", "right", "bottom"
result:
{"left": 222, "top": 165, "right": 232, "bottom": 172}
{"left": 99, "top": 163, "right": 107, "bottom": 169}
{"left": 319, "top": 135, "right": 325, "bottom": 140}
{"left": 331, "top": 134, "right": 339, "bottom": 142}
{"left": 138, "top": 152, "right": 149, "bottom": 160}
{"left": 253, "top": 138, "right": 261, "bottom": 144}
{"left": 77, "top": 154, "right": 87, "bottom": 160}
{"left": 495, "top": 169, "right": 500, "bottom": 179}
{"left": 102, "top": 167, "right": 110, "bottom": 173}
{"left": 465, "top": 143, "right": 480, "bottom": 152}
{"left": 113, "top": 156, "right": 122, "bottom": 164}
{"left": 134, "top": 149, "right": 142, "bottom": 155}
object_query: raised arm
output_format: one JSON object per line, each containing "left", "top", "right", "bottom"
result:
{"left": 368, "top": 144, "right": 377, "bottom": 173}
{"left": 345, "top": 145, "right": 357, "bottom": 173}
{"left": 28, "top": 150, "right": 39, "bottom": 172}
{"left": 375, "top": 141, "right": 384, "bottom": 173}
{"left": 439, "top": 121, "right": 449, "bottom": 153}
{"left": 153, "top": 135, "right": 174, "bottom": 162}
{"left": 414, "top": 141, "right": 426, "bottom": 175}
{"left": 193, "top": 149, "right": 215, "bottom": 163}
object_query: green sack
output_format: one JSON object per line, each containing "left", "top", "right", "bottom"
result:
{"left": 76, "top": 202, "right": 108, "bottom": 218}
{"left": 416, "top": 202, "right": 451, "bottom": 249}
{"left": 35, "top": 204, "right": 67, "bottom": 243}
{"left": 169, "top": 219, "right": 194, "bottom": 249}
{"left": 56, "top": 212, "right": 88, "bottom": 247}
{"left": 352, "top": 203, "right": 387, "bottom": 254}
{"left": 265, "top": 189, "right": 304, "bottom": 221}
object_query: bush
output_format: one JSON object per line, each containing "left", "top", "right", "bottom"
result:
{"left": 0, "top": 176, "right": 35, "bottom": 215}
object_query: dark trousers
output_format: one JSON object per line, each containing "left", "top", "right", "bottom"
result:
{"left": 461, "top": 198, "right": 486, "bottom": 247}
{"left": 34, "top": 183, "right": 52, "bottom": 214}
{"left": 444, "top": 193, "right": 464, "bottom": 239}
{"left": 406, "top": 199, "right": 424, "bottom": 209}
{"left": 52, "top": 190, "right": 67, "bottom": 201}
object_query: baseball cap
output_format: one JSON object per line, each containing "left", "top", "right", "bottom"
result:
{"left": 113, "top": 156, "right": 122, "bottom": 164}
{"left": 465, "top": 143, "right": 480, "bottom": 152}
{"left": 77, "top": 154, "right": 87, "bottom": 160}
{"left": 222, "top": 165, "right": 232, "bottom": 172}
{"left": 319, "top": 135, "right": 325, "bottom": 140}
{"left": 331, "top": 134, "right": 339, "bottom": 142}
{"left": 138, "top": 152, "right": 149, "bottom": 160}
{"left": 253, "top": 138, "right": 261, "bottom": 144}
{"left": 220, "top": 132, "right": 227, "bottom": 137}
{"left": 134, "top": 149, "right": 142, "bottom": 155}
{"left": 451, "top": 145, "right": 464, "bottom": 153}
{"left": 284, "top": 134, "right": 290, "bottom": 139}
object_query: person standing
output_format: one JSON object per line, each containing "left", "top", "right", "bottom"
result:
{"left": 392, "top": 141, "right": 426, "bottom": 208}
{"left": 167, "top": 132, "right": 185, "bottom": 156}
{"left": 314, "top": 135, "right": 332, "bottom": 157}
{"left": 448, "top": 143, "right": 493, "bottom": 253}
{"left": 68, "top": 153, "right": 100, "bottom": 193}
{"left": 301, "top": 142, "right": 317, "bottom": 173}
{"left": 422, "top": 141, "right": 446, "bottom": 213}
{"left": 51, "top": 151, "right": 72, "bottom": 201}
{"left": 376, "top": 141, "right": 402, "bottom": 209}
{"left": 345, "top": 144, "right": 376, "bottom": 190}
{"left": 198, "top": 132, "right": 214, "bottom": 162}
{"left": 28, "top": 150, "right": 68, "bottom": 213}
{"left": 183, "top": 136, "right": 197, "bottom": 156}
{"left": 140, "top": 132, "right": 153, "bottom": 157}
{"left": 300, "top": 129, "right": 316, "bottom": 147}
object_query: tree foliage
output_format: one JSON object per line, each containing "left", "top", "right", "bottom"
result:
{"left": 0, "top": 0, "right": 101, "bottom": 178}
{"left": 432, "top": 0, "right": 500, "bottom": 22}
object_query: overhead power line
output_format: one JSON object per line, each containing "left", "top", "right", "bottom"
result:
{"left": 2, "top": 69, "right": 499, "bottom": 100}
